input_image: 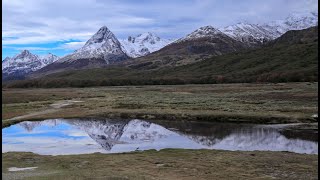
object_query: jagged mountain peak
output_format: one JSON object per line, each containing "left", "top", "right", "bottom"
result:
{"left": 170, "top": 26, "right": 223, "bottom": 44}
{"left": 40, "top": 53, "right": 60, "bottom": 65}
{"left": 137, "top": 32, "right": 156, "bottom": 37}
{"left": 83, "top": 26, "right": 118, "bottom": 47}
{"left": 98, "top": 25, "right": 109, "bottom": 31}
{"left": 41, "top": 53, "right": 58, "bottom": 58}
{"left": 31, "top": 26, "right": 129, "bottom": 75}
{"left": 192, "top": 25, "right": 222, "bottom": 35}
{"left": 127, "top": 32, "right": 161, "bottom": 43}
{"left": 54, "top": 26, "right": 128, "bottom": 65}
{"left": 136, "top": 32, "right": 161, "bottom": 43}
{"left": 3, "top": 57, "right": 11, "bottom": 62}
{"left": 222, "top": 22, "right": 256, "bottom": 31}
{"left": 120, "top": 32, "right": 173, "bottom": 58}
{"left": 220, "top": 23, "right": 274, "bottom": 45}
{"left": 177, "top": 25, "right": 224, "bottom": 42}
{"left": 13, "top": 50, "right": 38, "bottom": 59}
{"left": 20, "top": 49, "right": 32, "bottom": 55}
{"left": 2, "top": 51, "right": 59, "bottom": 78}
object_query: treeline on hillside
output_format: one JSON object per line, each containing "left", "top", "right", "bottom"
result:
{"left": 3, "top": 71, "right": 317, "bottom": 88}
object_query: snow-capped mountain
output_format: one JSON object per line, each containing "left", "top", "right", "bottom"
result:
{"left": 40, "top": 53, "right": 60, "bottom": 65}
{"left": 34, "top": 26, "right": 130, "bottom": 75}
{"left": 57, "top": 26, "right": 128, "bottom": 64}
{"left": 220, "top": 11, "right": 318, "bottom": 46}
{"left": 261, "top": 11, "right": 318, "bottom": 38}
{"left": 120, "top": 32, "right": 174, "bottom": 58}
{"left": 163, "top": 25, "right": 247, "bottom": 56}
{"left": 2, "top": 50, "right": 59, "bottom": 76}
{"left": 176, "top": 26, "right": 228, "bottom": 42}
{"left": 220, "top": 23, "right": 275, "bottom": 46}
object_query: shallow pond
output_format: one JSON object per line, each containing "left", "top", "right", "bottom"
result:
{"left": 2, "top": 119, "right": 318, "bottom": 155}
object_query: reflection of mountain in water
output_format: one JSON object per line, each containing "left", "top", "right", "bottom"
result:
{"left": 65, "top": 119, "right": 179, "bottom": 151}
{"left": 149, "top": 120, "right": 236, "bottom": 146}
{"left": 156, "top": 121, "right": 318, "bottom": 154}
{"left": 213, "top": 127, "right": 318, "bottom": 154}
{"left": 19, "top": 120, "right": 59, "bottom": 132}
{"left": 18, "top": 119, "right": 175, "bottom": 151}
{"left": 121, "top": 120, "right": 175, "bottom": 142}
{"left": 64, "top": 119, "right": 129, "bottom": 150}
{"left": 17, "top": 119, "right": 318, "bottom": 154}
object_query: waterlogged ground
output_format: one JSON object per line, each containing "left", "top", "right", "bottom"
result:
{"left": 2, "top": 119, "right": 318, "bottom": 155}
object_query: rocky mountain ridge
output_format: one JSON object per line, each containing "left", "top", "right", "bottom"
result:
{"left": 2, "top": 50, "right": 59, "bottom": 80}
{"left": 120, "top": 32, "right": 174, "bottom": 58}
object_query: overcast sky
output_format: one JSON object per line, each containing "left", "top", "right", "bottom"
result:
{"left": 2, "top": 0, "right": 318, "bottom": 59}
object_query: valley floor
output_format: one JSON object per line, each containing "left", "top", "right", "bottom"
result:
{"left": 2, "top": 82, "right": 318, "bottom": 179}
{"left": 2, "top": 82, "right": 318, "bottom": 127}
{"left": 2, "top": 149, "right": 318, "bottom": 180}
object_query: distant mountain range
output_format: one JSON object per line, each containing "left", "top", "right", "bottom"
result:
{"left": 2, "top": 11, "right": 318, "bottom": 82}
{"left": 2, "top": 50, "right": 59, "bottom": 80}
{"left": 126, "top": 11, "right": 318, "bottom": 70}
{"left": 124, "top": 25, "right": 248, "bottom": 69}
{"left": 6, "top": 25, "right": 318, "bottom": 88}
{"left": 220, "top": 11, "right": 318, "bottom": 46}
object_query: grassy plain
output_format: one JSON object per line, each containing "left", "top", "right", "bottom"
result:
{"left": 2, "top": 82, "right": 318, "bottom": 127}
{"left": 2, "top": 149, "right": 318, "bottom": 180}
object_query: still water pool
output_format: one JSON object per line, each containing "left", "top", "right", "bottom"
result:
{"left": 2, "top": 119, "right": 318, "bottom": 155}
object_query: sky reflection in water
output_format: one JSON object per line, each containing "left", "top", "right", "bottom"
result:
{"left": 2, "top": 119, "right": 318, "bottom": 155}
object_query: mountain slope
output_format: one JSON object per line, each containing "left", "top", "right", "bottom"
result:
{"left": 33, "top": 26, "right": 129, "bottom": 76}
{"left": 2, "top": 50, "right": 59, "bottom": 81}
{"left": 156, "top": 26, "right": 318, "bottom": 83}
{"left": 122, "top": 26, "right": 248, "bottom": 70}
{"left": 6, "top": 26, "right": 317, "bottom": 88}
{"left": 120, "top": 32, "right": 173, "bottom": 58}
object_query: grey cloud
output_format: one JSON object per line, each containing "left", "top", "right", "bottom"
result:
{"left": 2, "top": 0, "right": 318, "bottom": 45}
